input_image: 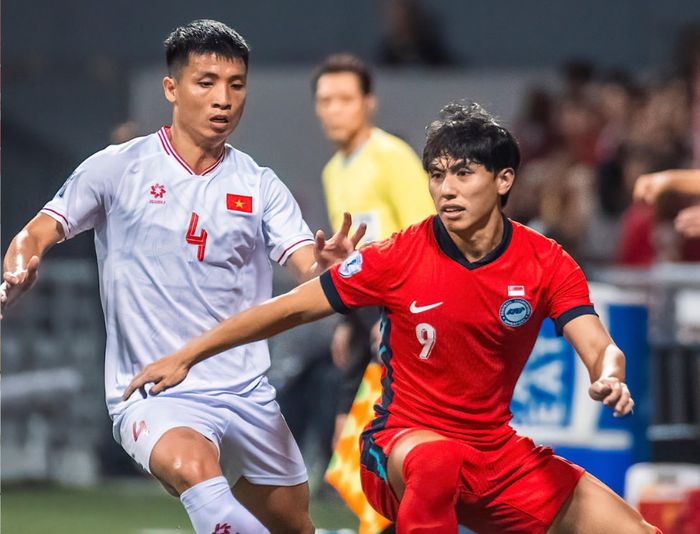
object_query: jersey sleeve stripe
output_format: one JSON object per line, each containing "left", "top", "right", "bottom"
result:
{"left": 41, "top": 207, "right": 70, "bottom": 235}
{"left": 553, "top": 304, "right": 598, "bottom": 336}
{"left": 320, "top": 271, "right": 351, "bottom": 314}
{"left": 276, "top": 238, "right": 315, "bottom": 264}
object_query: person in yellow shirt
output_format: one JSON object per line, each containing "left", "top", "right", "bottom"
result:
{"left": 312, "top": 53, "right": 433, "bottom": 533}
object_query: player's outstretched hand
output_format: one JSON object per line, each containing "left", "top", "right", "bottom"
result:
{"left": 123, "top": 352, "right": 190, "bottom": 400}
{"left": 633, "top": 172, "right": 669, "bottom": 205}
{"left": 675, "top": 204, "right": 700, "bottom": 238}
{"left": 314, "top": 212, "right": 367, "bottom": 272}
{"left": 1, "top": 255, "right": 41, "bottom": 319}
{"left": 589, "top": 377, "right": 634, "bottom": 417}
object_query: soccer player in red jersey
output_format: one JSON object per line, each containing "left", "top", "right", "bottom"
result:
{"left": 124, "top": 102, "right": 660, "bottom": 533}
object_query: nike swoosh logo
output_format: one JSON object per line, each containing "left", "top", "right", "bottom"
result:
{"left": 409, "top": 301, "right": 443, "bottom": 313}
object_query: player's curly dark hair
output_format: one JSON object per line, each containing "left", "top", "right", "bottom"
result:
{"left": 422, "top": 102, "right": 520, "bottom": 206}
{"left": 164, "top": 19, "right": 250, "bottom": 77}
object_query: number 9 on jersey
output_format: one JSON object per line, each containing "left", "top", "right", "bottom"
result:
{"left": 415, "top": 323, "right": 436, "bottom": 360}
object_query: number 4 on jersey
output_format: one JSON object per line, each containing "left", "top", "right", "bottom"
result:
{"left": 186, "top": 212, "right": 208, "bottom": 261}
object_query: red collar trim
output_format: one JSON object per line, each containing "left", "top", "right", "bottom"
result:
{"left": 157, "top": 126, "right": 225, "bottom": 175}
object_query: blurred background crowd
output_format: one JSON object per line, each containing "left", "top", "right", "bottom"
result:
{"left": 3, "top": 1, "right": 700, "bottom": 532}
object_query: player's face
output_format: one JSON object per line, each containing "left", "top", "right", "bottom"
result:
{"left": 315, "top": 72, "right": 375, "bottom": 146}
{"left": 164, "top": 53, "right": 247, "bottom": 144}
{"left": 428, "top": 156, "right": 514, "bottom": 234}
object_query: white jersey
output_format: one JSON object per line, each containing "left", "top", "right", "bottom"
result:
{"left": 42, "top": 127, "right": 314, "bottom": 417}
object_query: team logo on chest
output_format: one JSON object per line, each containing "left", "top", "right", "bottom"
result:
{"left": 499, "top": 298, "right": 532, "bottom": 327}
{"left": 149, "top": 183, "right": 167, "bottom": 204}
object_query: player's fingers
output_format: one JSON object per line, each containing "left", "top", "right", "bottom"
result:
{"left": 588, "top": 380, "right": 611, "bottom": 400}
{"left": 350, "top": 223, "right": 367, "bottom": 248}
{"left": 26, "top": 256, "right": 40, "bottom": 274}
{"left": 603, "top": 381, "right": 622, "bottom": 406}
{"left": 338, "top": 212, "right": 352, "bottom": 237}
{"left": 614, "top": 386, "right": 631, "bottom": 415}
{"left": 315, "top": 229, "right": 326, "bottom": 251}
{"left": 615, "top": 395, "right": 634, "bottom": 417}
{"left": 3, "top": 272, "right": 20, "bottom": 286}
{"left": 123, "top": 372, "right": 154, "bottom": 400}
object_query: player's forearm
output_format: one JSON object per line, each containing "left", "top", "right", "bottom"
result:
{"left": 662, "top": 170, "right": 700, "bottom": 195}
{"left": 588, "top": 343, "right": 626, "bottom": 384}
{"left": 4, "top": 230, "right": 47, "bottom": 273}
{"left": 179, "top": 279, "right": 333, "bottom": 367}
{"left": 3, "top": 214, "right": 64, "bottom": 274}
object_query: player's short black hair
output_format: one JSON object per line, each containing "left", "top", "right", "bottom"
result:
{"left": 311, "top": 54, "right": 373, "bottom": 95}
{"left": 422, "top": 102, "right": 520, "bottom": 207}
{"left": 164, "top": 19, "right": 250, "bottom": 77}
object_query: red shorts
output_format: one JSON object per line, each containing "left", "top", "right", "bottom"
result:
{"left": 360, "top": 427, "right": 584, "bottom": 533}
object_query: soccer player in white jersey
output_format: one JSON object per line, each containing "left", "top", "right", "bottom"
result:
{"left": 1, "top": 19, "right": 365, "bottom": 534}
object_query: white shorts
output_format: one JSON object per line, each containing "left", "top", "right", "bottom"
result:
{"left": 112, "top": 378, "right": 308, "bottom": 486}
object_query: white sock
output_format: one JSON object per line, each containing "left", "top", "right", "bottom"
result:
{"left": 180, "top": 476, "right": 269, "bottom": 534}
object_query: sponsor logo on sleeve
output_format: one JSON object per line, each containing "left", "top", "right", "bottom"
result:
{"left": 499, "top": 298, "right": 532, "bottom": 327}
{"left": 339, "top": 250, "right": 363, "bottom": 278}
{"left": 56, "top": 171, "right": 78, "bottom": 198}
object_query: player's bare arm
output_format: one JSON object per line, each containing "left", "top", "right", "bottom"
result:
{"left": 1, "top": 213, "right": 65, "bottom": 317}
{"left": 633, "top": 169, "right": 700, "bottom": 204}
{"left": 562, "top": 314, "right": 634, "bottom": 417}
{"left": 123, "top": 278, "right": 334, "bottom": 399}
{"left": 285, "top": 211, "right": 366, "bottom": 283}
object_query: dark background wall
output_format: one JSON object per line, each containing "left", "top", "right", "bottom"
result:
{"left": 6, "top": 0, "right": 700, "bottom": 69}
{"left": 4, "top": 0, "right": 700, "bottom": 256}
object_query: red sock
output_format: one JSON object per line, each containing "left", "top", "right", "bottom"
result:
{"left": 396, "top": 440, "right": 467, "bottom": 534}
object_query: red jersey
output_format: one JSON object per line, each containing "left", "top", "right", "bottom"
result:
{"left": 320, "top": 215, "right": 595, "bottom": 448}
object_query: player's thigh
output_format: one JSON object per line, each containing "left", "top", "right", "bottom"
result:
{"left": 233, "top": 477, "right": 313, "bottom": 534}
{"left": 116, "top": 396, "right": 225, "bottom": 495}
{"left": 386, "top": 429, "right": 449, "bottom": 500}
{"left": 149, "top": 427, "right": 223, "bottom": 496}
{"left": 548, "top": 472, "right": 656, "bottom": 534}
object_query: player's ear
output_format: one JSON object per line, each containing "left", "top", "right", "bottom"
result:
{"left": 163, "top": 76, "right": 177, "bottom": 104}
{"left": 496, "top": 167, "right": 515, "bottom": 197}
{"left": 366, "top": 93, "right": 378, "bottom": 117}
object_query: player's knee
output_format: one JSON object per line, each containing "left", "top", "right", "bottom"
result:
{"left": 402, "top": 440, "right": 465, "bottom": 503}
{"left": 616, "top": 508, "right": 659, "bottom": 534}
{"left": 158, "top": 456, "right": 219, "bottom": 494}
{"left": 640, "top": 520, "right": 661, "bottom": 534}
